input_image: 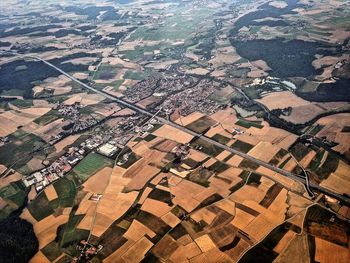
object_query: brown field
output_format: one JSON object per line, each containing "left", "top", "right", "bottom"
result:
{"left": 83, "top": 167, "right": 112, "bottom": 194}
{"left": 152, "top": 124, "right": 194, "bottom": 144}
{"left": 145, "top": 59, "right": 179, "bottom": 70}
{"left": 191, "top": 208, "right": 217, "bottom": 225}
{"left": 194, "top": 234, "right": 217, "bottom": 253}
{"left": 54, "top": 134, "right": 80, "bottom": 152}
{"left": 29, "top": 251, "right": 51, "bottom": 263}
{"left": 282, "top": 104, "right": 324, "bottom": 124}
{"left": 92, "top": 191, "right": 138, "bottom": 237}
{"left": 63, "top": 92, "right": 105, "bottom": 106}
{"left": 170, "top": 241, "right": 203, "bottom": 262}
{"left": 210, "top": 108, "right": 238, "bottom": 130}
{"left": 104, "top": 240, "right": 135, "bottom": 263}
{"left": 274, "top": 234, "right": 310, "bottom": 263}
{"left": 34, "top": 214, "right": 69, "bottom": 249}
{"left": 205, "top": 125, "right": 232, "bottom": 140}
{"left": 285, "top": 192, "right": 312, "bottom": 218}
{"left": 225, "top": 238, "right": 251, "bottom": 262}
{"left": 257, "top": 91, "right": 310, "bottom": 110}
{"left": 256, "top": 166, "right": 305, "bottom": 194}
{"left": 188, "top": 149, "right": 209, "bottom": 162}
{"left": 316, "top": 113, "right": 350, "bottom": 154}
{"left": 138, "top": 187, "right": 153, "bottom": 205}
{"left": 141, "top": 198, "right": 172, "bottom": 217}
{"left": 44, "top": 185, "right": 58, "bottom": 201}
{"left": 299, "top": 150, "right": 317, "bottom": 168}
{"left": 20, "top": 208, "right": 38, "bottom": 225}
{"left": 0, "top": 171, "right": 22, "bottom": 188}
{"left": 161, "top": 211, "right": 181, "bottom": 228}
{"left": 209, "top": 44, "right": 240, "bottom": 68}
{"left": 175, "top": 111, "right": 205, "bottom": 126}
{"left": 248, "top": 141, "right": 280, "bottom": 163}
{"left": 121, "top": 236, "right": 154, "bottom": 263}
{"left": 185, "top": 67, "right": 210, "bottom": 76}
{"left": 315, "top": 237, "right": 349, "bottom": 263}
{"left": 244, "top": 125, "right": 298, "bottom": 150}
{"left": 216, "top": 199, "right": 236, "bottom": 215}
{"left": 226, "top": 155, "right": 244, "bottom": 167}
{"left": 170, "top": 179, "right": 206, "bottom": 213}
{"left": 320, "top": 161, "right": 350, "bottom": 196}
{"left": 230, "top": 185, "right": 266, "bottom": 204}
{"left": 92, "top": 103, "right": 121, "bottom": 117}
{"left": 0, "top": 115, "right": 18, "bottom": 136}
{"left": 72, "top": 72, "right": 89, "bottom": 80}
{"left": 125, "top": 163, "right": 161, "bottom": 191}
{"left": 0, "top": 107, "right": 51, "bottom": 136}
{"left": 87, "top": 166, "right": 138, "bottom": 237}
{"left": 273, "top": 230, "right": 296, "bottom": 253}
{"left": 230, "top": 207, "right": 256, "bottom": 229}
{"left": 123, "top": 219, "right": 156, "bottom": 242}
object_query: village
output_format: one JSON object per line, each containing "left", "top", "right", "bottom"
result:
{"left": 22, "top": 113, "right": 156, "bottom": 193}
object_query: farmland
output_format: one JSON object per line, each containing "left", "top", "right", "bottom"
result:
{"left": 0, "top": 0, "right": 349, "bottom": 262}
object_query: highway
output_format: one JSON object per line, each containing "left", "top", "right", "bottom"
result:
{"left": 3, "top": 51, "right": 350, "bottom": 206}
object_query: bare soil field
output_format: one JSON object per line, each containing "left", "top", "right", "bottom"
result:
{"left": 0, "top": 107, "right": 51, "bottom": 136}
{"left": 141, "top": 198, "right": 172, "bottom": 217}
{"left": 315, "top": 113, "right": 350, "bottom": 154}
{"left": 29, "top": 251, "right": 51, "bottom": 263}
{"left": 282, "top": 104, "right": 324, "bottom": 124}
{"left": 194, "top": 234, "right": 217, "bottom": 253}
{"left": 63, "top": 92, "right": 105, "bottom": 106}
{"left": 0, "top": 172, "right": 22, "bottom": 188}
{"left": 257, "top": 91, "right": 310, "bottom": 110}
{"left": 315, "top": 237, "right": 349, "bottom": 263}
{"left": 153, "top": 124, "right": 194, "bottom": 144}
{"left": 121, "top": 236, "right": 154, "bottom": 263}
{"left": 248, "top": 141, "right": 280, "bottom": 163}
{"left": 82, "top": 166, "right": 112, "bottom": 194}
{"left": 44, "top": 185, "right": 58, "bottom": 201}
{"left": 175, "top": 111, "right": 205, "bottom": 126}
{"left": 320, "top": 161, "right": 350, "bottom": 196}
{"left": 34, "top": 214, "right": 69, "bottom": 249}
{"left": 123, "top": 219, "right": 156, "bottom": 242}
{"left": 274, "top": 234, "right": 310, "bottom": 263}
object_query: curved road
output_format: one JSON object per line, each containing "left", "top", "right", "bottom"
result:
{"left": 4, "top": 51, "right": 350, "bottom": 206}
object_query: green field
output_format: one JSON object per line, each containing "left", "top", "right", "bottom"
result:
{"left": 191, "top": 138, "right": 223, "bottom": 157}
{"left": 33, "top": 109, "right": 61, "bottom": 125}
{"left": 28, "top": 192, "right": 54, "bottom": 221}
{"left": 0, "top": 133, "right": 46, "bottom": 169}
{"left": 41, "top": 241, "right": 62, "bottom": 262}
{"left": 70, "top": 152, "right": 114, "bottom": 185}
{"left": 129, "top": 7, "right": 215, "bottom": 41}
{"left": 51, "top": 178, "right": 77, "bottom": 208}
{"left": 10, "top": 99, "right": 33, "bottom": 108}
{"left": 235, "top": 119, "right": 263, "bottom": 129}
{"left": 186, "top": 116, "right": 216, "bottom": 134}
{"left": 231, "top": 140, "right": 254, "bottom": 153}
{"left": 0, "top": 180, "right": 27, "bottom": 219}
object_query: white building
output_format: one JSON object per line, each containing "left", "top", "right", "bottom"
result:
{"left": 98, "top": 143, "right": 118, "bottom": 157}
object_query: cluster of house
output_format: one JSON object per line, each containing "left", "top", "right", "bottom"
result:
{"left": 162, "top": 80, "right": 224, "bottom": 116}
{"left": 49, "top": 103, "right": 101, "bottom": 145}
{"left": 73, "top": 240, "right": 103, "bottom": 262}
{"left": 23, "top": 128, "right": 120, "bottom": 192}
{"left": 23, "top": 146, "right": 85, "bottom": 192}
{"left": 22, "top": 114, "right": 149, "bottom": 193}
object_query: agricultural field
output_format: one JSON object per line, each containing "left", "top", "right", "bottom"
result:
{"left": 0, "top": 0, "right": 349, "bottom": 262}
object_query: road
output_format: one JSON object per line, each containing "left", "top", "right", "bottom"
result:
{"left": 3, "top": 51, "right": 350, "bottom": 206}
